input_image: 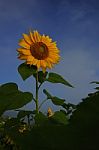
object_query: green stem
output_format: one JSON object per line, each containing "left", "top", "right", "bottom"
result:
{"left": 36, "top": 71, "right": 39, "bottom": 114}
{"left": 27, "top": 115, "right": 30, "bottom": 126}
{"left": 39, "top": 98, "right": 48, "bottom": 110}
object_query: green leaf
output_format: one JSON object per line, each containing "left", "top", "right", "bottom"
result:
{"left": 43, "top": 89, "right": 52, "bottom": 99}
{"left": 90, "top": 81, "right": 99, "bottom": 84}
{"left": 47, "top": 72, "right": 73, "bottom": 87}
{"left": 34, "top": 112, "right": 49, "bottom": 125}
{"left": 0, "top": 83, "right": 33, "bottom": 115}
{"left": 18, "top": 63, "right": 37, "bottom": 80}
{"left": 0, "top": 82, "right": 18, "bottom": 94}
{"left": 33, "top": 71, "right": 48, "bottom": 83}
{"left": 95, "top": 87, "right": 99, "bottom": 90}
{"left": 51, "top": 111, "right": 68, "bottom": 125}
{"left": 7, "top": 92, "right": 33, "bottom": 110}
{"left": 43, "top": 89, "right": 65, "bottom": 106}
{"left": 51, "top": 97, "right": 65, "bottom": 105}
{"left": 62, "top": 102, "right": 76, "bottom": 110}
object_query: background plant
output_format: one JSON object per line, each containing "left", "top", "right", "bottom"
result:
{"left": 0, "top": 81, "right": 99, "bottom": 150}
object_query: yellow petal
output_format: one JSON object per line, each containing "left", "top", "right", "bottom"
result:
{"left": 30, "top": 31, "right": 35, "bottom": 42}
{"left": 49, "top": 42, "right": 57, "bottom": 48}
{"left": 46, "top": 60, "right": 52, "bottom": 69}
{"left": 33, "top": 31, "right": 41, "bottom": 42}
{"left": 40, "top": 60, "right": 47, "bottom": 68}
{"left": 48, "top": 47, "right": 60, "bottom": 53}
{"left": 18, "top": 55, "right": 27, "bottom": 60}
{"left": 41, "top": 35, "right": 52, "bottom": 44}
{"left": 27, "top": 56, "right": 34, "bottom": 61}
{"left": 17, "top": 48, "right": 31, "bottom": 55}
{"left": 32, "top": 58, "right": 38, "bottom": 65}
{"left": 46, "top": 57, "right": 54, "bottom": 63}
{"left": 46, "top": 36, "right": 52, "bottom": 43}
{"left": 49, "top": 54, "right": 59, "bottom": 58}
{"left": 49, "top": 52, "right": 59, "bottom": 56}
{"left": 41, "top": 35, "right": 50, "bottom": 46}
{"left": 18, "top": 39, "right": 30, "bottom": 49}
{"left": 23, "top": 34, "right": 32, "bottom": 44}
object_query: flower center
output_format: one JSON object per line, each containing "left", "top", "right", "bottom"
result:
{"left": 30, "top": 42, "right": 49, "bottom": 60}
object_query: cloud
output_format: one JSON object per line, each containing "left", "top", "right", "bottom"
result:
{"left": 70, "top": 9, "right": 87, "bottom": 21}
{"left": 61, "top": 49, "right": 98, "bottom": 81}
{"left": 52, "top": 48, "right": 99, "bottom": 103}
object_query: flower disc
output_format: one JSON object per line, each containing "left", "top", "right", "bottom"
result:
{"left": 30, "top": 42, "right": 49, "bottom": 60}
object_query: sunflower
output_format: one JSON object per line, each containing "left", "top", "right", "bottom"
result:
{"left": 17, "top": 30, "right": 60, "bottom": 72}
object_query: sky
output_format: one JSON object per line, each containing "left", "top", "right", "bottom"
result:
{"left": 0, "top": 0, "right": 99, "bottom": 112}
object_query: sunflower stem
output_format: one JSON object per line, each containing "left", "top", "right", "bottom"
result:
{"left": 35, "top": 70, "right": 39, "bottom": 114}
{"left": 38, "top": 98, "right": 48, "bottom": 110}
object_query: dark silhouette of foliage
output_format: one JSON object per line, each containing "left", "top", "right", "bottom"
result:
{"left": 0, "top": 81, "right": 99, "bottom": 150}
{"left": 0, "top": 90, "right": 99, "bottom": 150}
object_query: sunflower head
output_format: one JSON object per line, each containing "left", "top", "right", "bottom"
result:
{"left": 47, "top": 107, "right": 54, "bottom": 117}
{"left": 17, "top": 30, "right": 60, "bottom": 72}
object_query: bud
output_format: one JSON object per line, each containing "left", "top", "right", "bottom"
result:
{"left": 47, "top": 107, "right": 54, "bottom": 117}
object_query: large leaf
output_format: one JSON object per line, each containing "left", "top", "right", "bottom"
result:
{"left": 0, "top": 82, "right": 18, "bottom": 94}
{"left": 46, "top": 72, "right": 73, "bottom": 87}
{"left": 43, "top": 89, "right": 65, "bottom": 106}
{"left": 51, "top": 111, "right": 68, "bottom": 125}
{"left": 0, "top": 83, "right": 33, "bottom": 115}
{"left": 51, "top": 97, "right": 65, "bottom": 105}
{"left": 34, "top": 112, "right": 49, "bottom": 125}
{"left": 7, "top": 92, "right": 33, "bottom": 110}
{"left": 18, "top": 63, "right": 37, "bottom": 80}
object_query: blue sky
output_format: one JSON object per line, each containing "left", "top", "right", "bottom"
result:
{"left": 0, "top": 0, "right": 99, "bottom": 111}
